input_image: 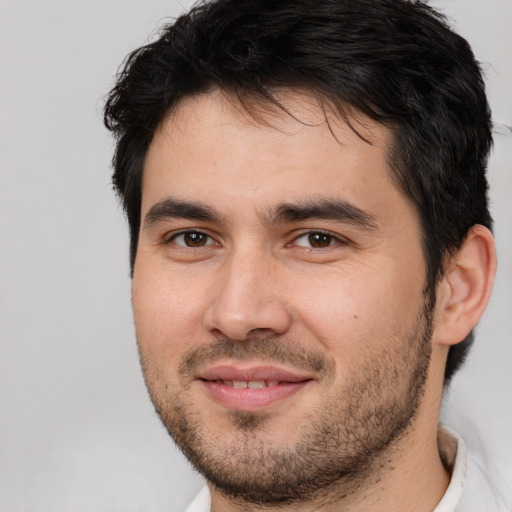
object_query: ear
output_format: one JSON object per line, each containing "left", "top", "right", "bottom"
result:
{"left": 434, "top": 225, "right": 497, "bottom": 346}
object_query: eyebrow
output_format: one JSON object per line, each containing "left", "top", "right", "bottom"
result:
{"left": 143, "top": 197, "right": 378, "bottom": 231}
{"left": 264, "top": 199, "right": 378, "bottom": 230}
{"left": 144, "top": 198, "right": 224, "bottom": 227}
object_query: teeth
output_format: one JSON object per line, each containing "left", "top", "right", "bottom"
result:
{"left": 220, "top": 380, "right": 280, "bottom": 388}
{"left": 248, "top": 380, "right": 265, "bottom": 389}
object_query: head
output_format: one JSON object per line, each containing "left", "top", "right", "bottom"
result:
{"left": 105, "top": 1, "right": 498, "bottom": 507}
{"left": 105, "top": 0, "right": 493, "bottom": 388}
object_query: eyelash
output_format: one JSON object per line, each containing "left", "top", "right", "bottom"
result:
{"left": 165, "top": 229, "right": 347, "bottom": 250}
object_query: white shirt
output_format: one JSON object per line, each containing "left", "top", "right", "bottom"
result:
{"left": 184, "top": 425, "right": 509, "bottom": 512}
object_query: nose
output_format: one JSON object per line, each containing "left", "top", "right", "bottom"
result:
{"left": 203, "top": 251, "right": 292, "bottom": 341}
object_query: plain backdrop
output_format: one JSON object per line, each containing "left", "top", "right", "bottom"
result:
{"left": 0, "top": 1, "right": 511, "bottom": 511}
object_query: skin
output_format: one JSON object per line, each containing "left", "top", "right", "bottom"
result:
{"left": 132, "top": 90, "right": 496, "bottom": 512}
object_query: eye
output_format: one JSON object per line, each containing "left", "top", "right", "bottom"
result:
{"left": 292, "top": 231, "right": 345, "bottom": 248}
{"left": 169, "top": 231, "right": 217, "bottom": 248}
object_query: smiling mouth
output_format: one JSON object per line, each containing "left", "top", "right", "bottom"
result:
{"left": 208, "top": 379, "right": 281, "bottom": 388}
{"left": 198, "top": 367, "right": 313, "bottom": 410}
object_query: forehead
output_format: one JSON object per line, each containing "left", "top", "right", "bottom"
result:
{"left": 142, "top": 89, "right": 407, "bottom": 225}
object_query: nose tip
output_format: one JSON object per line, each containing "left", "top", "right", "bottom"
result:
{"left": 208, "top": 307, "right": 291, "bottom": 342}
{"left": 203, "top": 258, "right": 292, "bottom": 341}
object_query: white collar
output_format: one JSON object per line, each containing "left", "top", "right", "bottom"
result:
{"left": 433, "top": 424, "right": 467, "bottom": 512}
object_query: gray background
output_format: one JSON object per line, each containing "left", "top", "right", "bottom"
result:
{"left": 0, "top": 1, "right": 510, "bottom": 510}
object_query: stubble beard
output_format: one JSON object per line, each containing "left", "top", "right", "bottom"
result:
{"left": 139, "top": 300, "right": 434, "bottom": 506}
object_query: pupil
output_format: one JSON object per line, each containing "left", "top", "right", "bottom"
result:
{"left": 184, "top": 232, "right": 206, "bottom": 247}
{"left": 308, "top": 233, "right": 331, "bottom": 248}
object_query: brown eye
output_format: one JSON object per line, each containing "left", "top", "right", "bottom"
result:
{"left": 292, "top": 231, "right": 345, "bottom": 249}
{"left": 184, "top": 232, "right": 207, "bottom": 247}
{"left": 171, "top": 231, "right": 212, "bottom": 247}
{"left": 307, "top": 233, "right": 332, "bottom": 248}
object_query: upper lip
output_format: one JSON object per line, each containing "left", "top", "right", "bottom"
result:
{"left": 198, "top": 364, "right": 314, "bottom": 383}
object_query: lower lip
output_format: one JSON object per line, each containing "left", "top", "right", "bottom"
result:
{"left": 200, "top": 380, "right": 311, "bottom": 410}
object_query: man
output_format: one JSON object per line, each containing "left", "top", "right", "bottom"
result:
{"left": 104, "top": 0, "right": 503, "bottom": 510}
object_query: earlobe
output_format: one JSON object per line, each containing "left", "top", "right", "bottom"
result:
{"left": 434, "top": 225, "right": 497, "bottom": 346}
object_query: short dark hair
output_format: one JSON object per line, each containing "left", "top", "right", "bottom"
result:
{"left": 104, "top": 0, "right": 493, "bottom": 384}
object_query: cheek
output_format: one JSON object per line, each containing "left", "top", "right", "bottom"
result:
{"left": 132, "top": 266, "right": 208, "bottom": 361}
{"left": 293, "top": 263, "right": 425, "bottom": 359}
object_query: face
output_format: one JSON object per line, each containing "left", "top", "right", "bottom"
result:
{"left": 133, "top": 91, "right": 433, "bottom": 504}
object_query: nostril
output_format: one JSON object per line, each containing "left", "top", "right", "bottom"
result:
{"left": 210, "top": 328, "right": 229, "bottom": 340}
{"left": 248, "top": 327, "right": 276, "bottom": 338}
{"left": 210, "top": 327, "right": 275, "bottom": 342}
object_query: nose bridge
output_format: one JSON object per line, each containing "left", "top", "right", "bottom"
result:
{"left": 205, "top": 243, "right": 291, "bottom": 340}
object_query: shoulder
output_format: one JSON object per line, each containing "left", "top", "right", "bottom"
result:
{"left": 457, "top": 447, "right": 511, "bottom": 512}
{"left": 438, "top": 424, "right": 511, "bottom": 512}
